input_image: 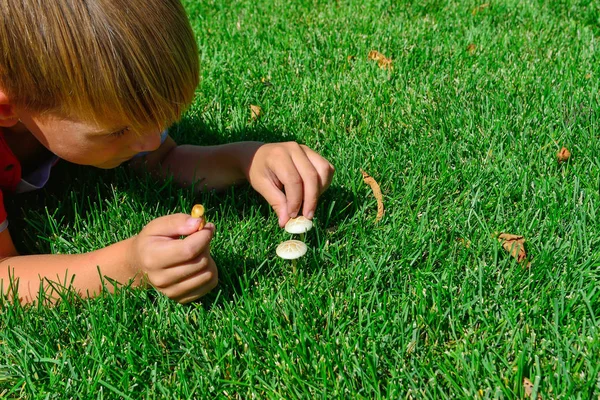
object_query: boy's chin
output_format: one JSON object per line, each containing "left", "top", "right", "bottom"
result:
{"left": 96, "top": 158, "right": 129, "bottom": 169}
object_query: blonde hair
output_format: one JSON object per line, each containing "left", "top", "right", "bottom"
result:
{"left": 0, "top": 0, "right": 199, "bottom": 130}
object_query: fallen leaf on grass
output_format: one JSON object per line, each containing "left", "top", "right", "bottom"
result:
{"left": 523, "top": 377, "right": 533, "bottom": 396}
{"left": 260, "top": 77, "right": 273, "bottom": 87}
{"left": 557, "top": 147, "right": 571, "bottom": 163}
{"left": 361, "top": 169, "right": 384, "bottom": 223}
{"left": 496, "top": 233, "right": 530, "bottom": 267}
{"left": 456, "top": 238, "right": 471, "bottom": 248}
{"left": 523, "top": 378, "right": 542, "bottom": 399}
{"left": 472, "top": 3, "right": 490, "bottom": 15}
{"left": 250, "top": 104, "right": 262, "bottom": 120}
{"left": 368, "top": 50, "right": 393, "bottom": 70}
{"left": 467, "top": 43, "right": 477, "bottom": 55}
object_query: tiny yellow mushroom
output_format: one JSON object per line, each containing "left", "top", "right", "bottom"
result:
{"left": 191, "top": 204, "right": 206, "bottom": 230}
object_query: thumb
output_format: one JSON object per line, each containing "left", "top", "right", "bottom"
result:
{"left": 256, "top": 182, "right": 289, "bottom": 227}
{"left": 142, "top": 213, "right": 206, "bottom": 238}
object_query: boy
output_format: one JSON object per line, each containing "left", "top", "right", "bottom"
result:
{"left": 0, "top": 0, "right": 334, "bottom": 304}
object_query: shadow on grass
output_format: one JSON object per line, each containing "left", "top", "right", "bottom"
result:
{"left": 4, "top": 161, "right": 113, "bottom": 254}
{"left": 174, "top": 117, "right": 299, "bottom": 146}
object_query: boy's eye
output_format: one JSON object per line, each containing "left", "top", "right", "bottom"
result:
{"left": 111, "top": 127, "right": 130, "bottom": 138}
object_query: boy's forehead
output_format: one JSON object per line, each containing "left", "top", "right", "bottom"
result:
{"left": 35, "top": 112, "right": 127, "bottom": 133}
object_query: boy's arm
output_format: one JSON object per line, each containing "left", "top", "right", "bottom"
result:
{"left": 128, "top": 135, "right": 256, "bottom": 190}
{"left": 131, "top": 134, "right": 335, "bottom": 226}
{"left": 0, "top": 229, "right": 139, "bottom": 303}
{"left": 0, "top": 214, "right": 217, "bottom": 305}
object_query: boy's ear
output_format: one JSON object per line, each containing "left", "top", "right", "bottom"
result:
{"left": 0, "top": 89, "right": 19, "bottom": 127}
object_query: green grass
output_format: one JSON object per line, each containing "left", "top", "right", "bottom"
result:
{"left": 2, "top": 0, "right": 600, "bottom": 397}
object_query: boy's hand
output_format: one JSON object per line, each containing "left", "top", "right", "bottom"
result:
{"left": 127, "top": 214, "right": 218, "bottom": 303}
{"left": 245, "top": 142, "right": 335, "bottom": 227}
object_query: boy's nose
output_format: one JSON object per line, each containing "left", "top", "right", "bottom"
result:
{"left": 131, "top": 131, "right": 162, "bottom": 153}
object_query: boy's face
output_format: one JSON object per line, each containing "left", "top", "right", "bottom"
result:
{"left": 17, "top": 111, "right": 163, "bottom": 169}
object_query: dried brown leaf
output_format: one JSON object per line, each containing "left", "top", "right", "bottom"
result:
{"left": 497, "top": 233, "right": 530, "bottom": 266}
{"left": 368, "top": 50, "right": 393, "bottom": 70}
{"left": 467, "top": 43, "right": 477, "bottom": 55}
{"left": 457, "top": 238, "right": 471, "bottom": 248}
{"left": 472, "top": 3, "right": 490, "bottom": 15}
{"left": 523, "top": 377, "right": 542, "bottom": 399}
{"left": 260, "top": 77, "right": 273, "bottom": 87}
{"left": 557, "top": 147, "right": 571, "bottom": 163}
{"left": 250, "top": 104, "right": 262, "bottom": 120}
{"left": 367, "top": 50, "right": 380, "bottom": 61}
{"left": 523, "top": 378, "right": 534, "bottom": 397}
{"left": 361, "top": 169, "right": 384, "bottom": 223}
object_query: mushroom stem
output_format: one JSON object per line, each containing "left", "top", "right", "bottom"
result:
{"left": 292, "top": 259, "right": 297, "bottom": 275}
{"left": 300, "top": 232, "right": 305, "bottom": 242}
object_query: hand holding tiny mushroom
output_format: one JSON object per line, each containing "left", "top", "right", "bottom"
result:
{"left": 244, "top": 142, "right": 335, "bottom": 227}
{"left": 127, "top": 213, "right": 217, "bottom": 303}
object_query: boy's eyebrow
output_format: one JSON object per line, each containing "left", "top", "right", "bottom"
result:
{"left": 88, "top": 126, "right": 128, "bottom": 135}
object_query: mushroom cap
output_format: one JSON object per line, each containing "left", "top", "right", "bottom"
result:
{"left": 276, "top": 240, "right": 308, "bottom": 260}
{"left": 191, "top": 204, "right": 205, "bottom": 218}
{"left": 284, "top": 216, "right": 313, "bottom": 234}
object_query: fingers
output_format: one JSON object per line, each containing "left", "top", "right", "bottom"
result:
{"left": 254, "top": 178, "right": 289, "bottom": 227}
{"left": 279, "top": 143, "right": 335, "bottom": 220}
{"left": 252, "top": 142, "right": 335, "bottom": 225}
{"left": 151, "top": 252, "right": 214, "bottom": 290}
{"left": 164, "top": 223, "right": 214, "bottom": 265}
{"left": 142, "top": 213, "right": 206, "bottom": 238}
{"left": 290, "top": 148, "right": 320, "bottom": 219}
{"left": 253, "top": 144, "right": 310, "bottom": 226}
{"left": 273, "top": 148, "right": 304, "bottom": 220}
{"left": 302, "top": 145, "right": 335, "bottom": 195}
{"left": 133, "top": 214, "right": 219, "bottom": 304}
{"left": 141, "top": 223, "right": 215, "bottom": 270}
{"left": 161, "top": 257, "right": 219, "bottom": 303}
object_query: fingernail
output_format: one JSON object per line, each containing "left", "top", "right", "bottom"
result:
{"left": 187, "top": 217, "right": 201, "bottom": 228}
{"left": 290, "top": 211, "right": 298, "bottom": 218}
{"left": 307, "top": 211, "right": 314, "bottom": 219}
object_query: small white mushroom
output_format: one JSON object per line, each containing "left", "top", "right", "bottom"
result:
{"left": 284, "top": 216, "right": 313, "bottom": 235}
{"left": 276, "top": 240, "right": 307, "bottom": 260}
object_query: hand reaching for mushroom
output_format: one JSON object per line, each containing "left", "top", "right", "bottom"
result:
{"left": 152, "top": 140, "right": 334, "bottom": 227}
{"left": 244, "top": 142, "right": 335, "bottom": 227}
{"left": 126, "top": 213, "right": 218, "bottom": 303}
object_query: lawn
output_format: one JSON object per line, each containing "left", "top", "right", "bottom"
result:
{"left": 2, "top": 0, "right": 600, "bottom": 398}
